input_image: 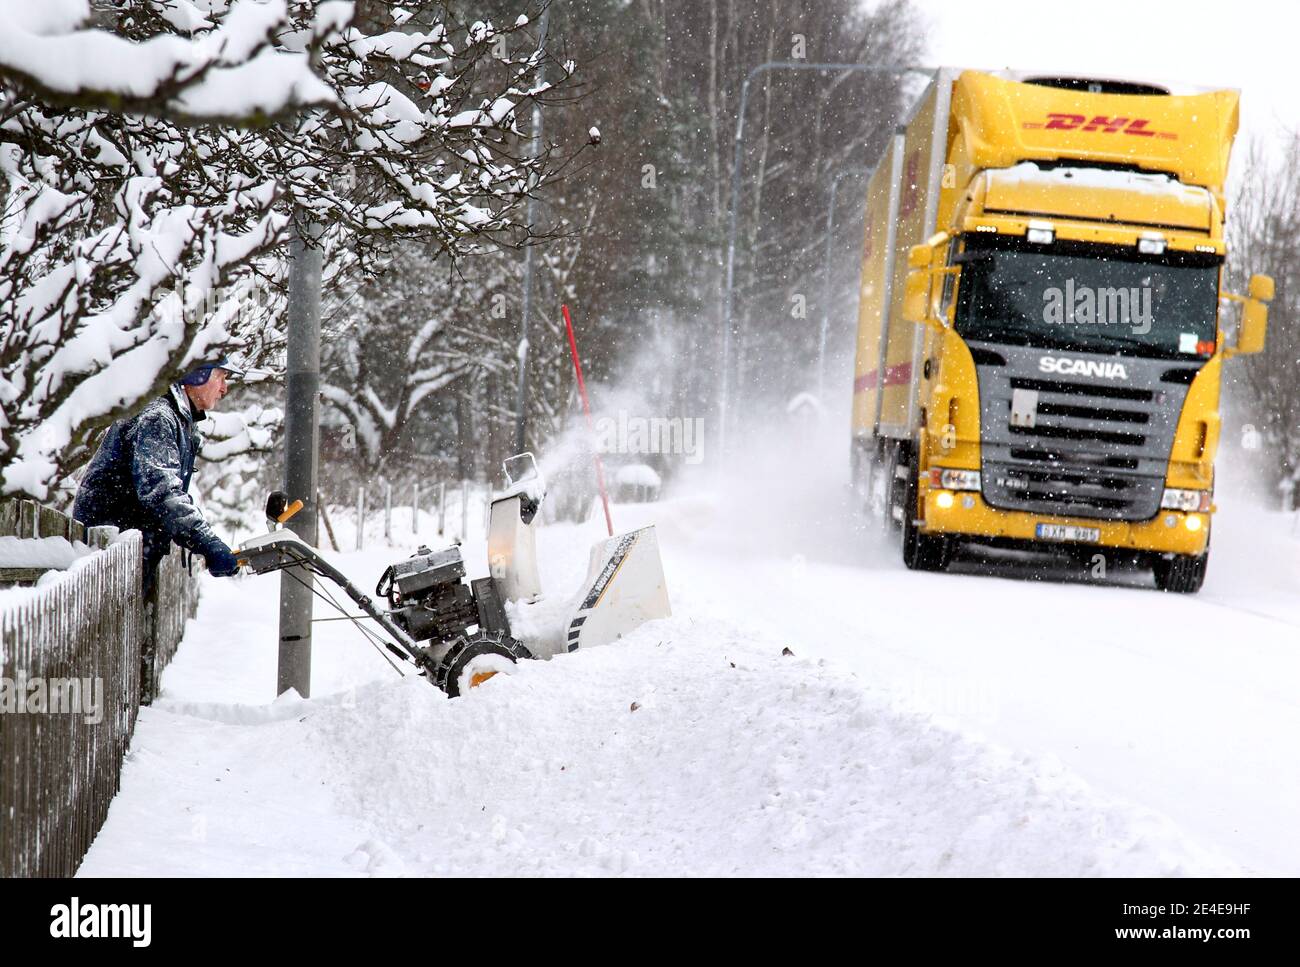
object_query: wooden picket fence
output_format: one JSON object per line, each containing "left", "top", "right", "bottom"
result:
{"left": 0, "top": 499, "right": 201, "bottom": 877}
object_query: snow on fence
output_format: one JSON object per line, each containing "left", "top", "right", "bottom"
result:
{"left": 0, "top": 499, "right": 200, "bottom": 877}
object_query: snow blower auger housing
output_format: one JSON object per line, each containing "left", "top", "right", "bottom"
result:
{"left": 235, "top": 493, "right": 530, "bottom": 697}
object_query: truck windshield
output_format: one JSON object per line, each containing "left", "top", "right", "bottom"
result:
{"left": 953, "top": 236, "right": 1221, "bottom": 360}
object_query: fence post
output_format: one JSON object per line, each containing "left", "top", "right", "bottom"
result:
{"left": 438, "top": 481, "right": 446, "bottom": 536}
{"left": 318, "top": 491, "right": 341, "bottom": 553}
{"left": 355, "top": 486, "right": 365, "bottom": 551}
{"left": 412, "top": 483, "right": 420, "bottom": 535}
{"left": 383, "top": 482, "right": 392, "bottom": 543}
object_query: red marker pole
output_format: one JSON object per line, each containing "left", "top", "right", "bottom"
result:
{"left": 562, "top": 304, "right": 614, "bottom": 537}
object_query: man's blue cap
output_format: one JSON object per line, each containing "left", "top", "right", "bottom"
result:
{"left": 178, "top": 356, "right": 245, "bottom": 387}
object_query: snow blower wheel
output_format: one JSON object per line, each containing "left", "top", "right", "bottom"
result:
{"left": 431, "top": 631, "right": 533, "bottom": 698}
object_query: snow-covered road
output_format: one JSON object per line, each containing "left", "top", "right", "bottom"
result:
{"left": 646, "top": 486, "right": 1300, "bottom": 875}
{"left": 77, "top": 443, "right": 1299, "bottom": 876}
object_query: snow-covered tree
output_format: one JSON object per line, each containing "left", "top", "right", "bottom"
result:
{"left": 1226, "top": 134, "right": 1300, "bottom": 508}
{"left": 320, "top": 242, "right": 487, "bottom": 473}
{"left": 0, "top": 0, "right": 344, "bottom": 122}
{"left": 0, "top": 0, "right": 574, "bottom": 501}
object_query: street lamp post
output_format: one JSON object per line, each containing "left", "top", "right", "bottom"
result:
{"left": 718, "top": 61, "right": 931, "bottom": 458}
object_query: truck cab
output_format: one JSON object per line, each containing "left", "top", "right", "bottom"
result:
{"left": 853, "top": 70, "right": 1273, "bottom": 591}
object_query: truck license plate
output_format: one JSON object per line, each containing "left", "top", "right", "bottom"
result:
{"left": 1036, "top": 523, "right": 1100, "bottom": 543}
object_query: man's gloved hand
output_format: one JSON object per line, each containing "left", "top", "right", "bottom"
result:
{"left": 202, "top": 542, "right": 240, "bottom": 577}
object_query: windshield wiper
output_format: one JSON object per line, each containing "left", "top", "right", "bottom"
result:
{"left": 960, "top": 324, "right": 1068, "bottom": 348}
{"left": 1081, "top": 331, "right": 1206, "bottom": 358}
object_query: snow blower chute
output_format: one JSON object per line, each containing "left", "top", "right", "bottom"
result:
{"left": 234, "top": 453, "right": 669, "bottom": 695}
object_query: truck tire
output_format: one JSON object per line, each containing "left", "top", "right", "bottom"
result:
{"left": 1152, "top": 551, "right": 1208, "bottom": 593}
{"left": 901, "top": 458, "right": 952, "bottom": 572}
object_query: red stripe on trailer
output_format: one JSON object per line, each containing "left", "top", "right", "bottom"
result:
{"left": 853, "top": 362, "right": 913, "bottom": 394}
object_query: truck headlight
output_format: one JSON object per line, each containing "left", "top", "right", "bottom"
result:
{"left": 1138, "top": 233, "right": 1167, "bottom": 255}
{"left": 1026, "top": 225, "right": 1054, "bottom": 245}
{"left": 930, "top": 468, "right": 981, "bottom": 491}
{"left": 1160, "top": 488, "right": 1211, "bottom": 512}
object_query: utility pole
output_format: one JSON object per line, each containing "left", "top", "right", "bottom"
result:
{"left": 513, "top": 3, "right": 552, "bottom": 454}
{"left": 278, "top": 221, "right": 323, "bottom": 698}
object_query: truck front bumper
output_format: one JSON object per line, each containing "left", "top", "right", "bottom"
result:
{"left": 920, "top": 489, "right": 1210, "bottom": 556}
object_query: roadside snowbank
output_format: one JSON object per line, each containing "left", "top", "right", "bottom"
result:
{"left": 78, "top": 511, "right": 1238, "bottom": 876}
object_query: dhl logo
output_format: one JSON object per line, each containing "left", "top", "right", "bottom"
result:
{"left": 1022, "top": 114, "right": 1177, "bottom": 140}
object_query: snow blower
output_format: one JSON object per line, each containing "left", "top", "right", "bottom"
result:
{"left": 234, "top": 453, "right": 670, "bottom": 696}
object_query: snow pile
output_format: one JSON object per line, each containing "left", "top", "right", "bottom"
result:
{"left": 77, "top": 519, "right": 1238, "bottom": 877}
{"left": 0, "top": 534, "right": 90, "bottom": 569}
{"left": 78, "top": 613, "right": 1238, "bottom": 877}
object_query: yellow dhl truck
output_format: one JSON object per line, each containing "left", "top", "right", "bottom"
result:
{"left": 850, "top": 70, "right": 1274, "bottom": 592}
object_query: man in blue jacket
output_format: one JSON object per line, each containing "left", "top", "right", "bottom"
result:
{"left": 73, "top": 358, "right": 243, "bottom": 595}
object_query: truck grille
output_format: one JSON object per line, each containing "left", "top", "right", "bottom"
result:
{"left": 971, "top": 346, "right": 1194, "bottom": 523}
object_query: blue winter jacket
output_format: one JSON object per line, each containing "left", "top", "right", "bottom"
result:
{"left": 73, "top": 384, "right": 227, "bottom": 589}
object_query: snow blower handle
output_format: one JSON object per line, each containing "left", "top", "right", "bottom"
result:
{"left": 234, "top": 494, "right": 305, "bottom": 566}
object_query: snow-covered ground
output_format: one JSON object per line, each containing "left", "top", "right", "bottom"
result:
{"left": 76, "top": 434, "right": 1300, "bottom": 876}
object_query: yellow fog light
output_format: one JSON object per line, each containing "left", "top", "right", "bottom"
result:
{"left": 1185, "top": 515, "right": 1203, "bottom": 532}
{"left": 935, "top": 491, "right": 954, "bottom": 509}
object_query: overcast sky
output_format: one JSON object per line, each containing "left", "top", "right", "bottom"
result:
{"left": 905, "top": 0, "right": 1298, "bottom": 177}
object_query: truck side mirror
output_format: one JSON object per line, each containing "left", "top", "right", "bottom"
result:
{"left": 1235, "top": 273, "right": 1273, "bottom": 356}
{"left": 1237, "top": 301, "right": 1269, "bottom": 355}
{"left": 1248, "top": 273, "right": 1275, "bottom": 302}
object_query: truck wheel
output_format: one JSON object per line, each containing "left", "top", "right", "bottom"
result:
{"left": 430, "top": 631, "right": 533, "bottom": 697}
{"left": 1152, "top": 551, "right": 1208, "bottom": 593}
{"left": 901, "top": 460, "right": 951, "bottom": 572}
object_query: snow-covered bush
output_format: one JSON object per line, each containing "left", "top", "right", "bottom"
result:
{"left": 0, "top": 0, "right": 573, "bottom": 500}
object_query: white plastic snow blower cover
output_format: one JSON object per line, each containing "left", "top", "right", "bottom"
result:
{"left": 562, "top": 526, "right": 671, "bottom": 654}
{"left": 486, "top": 453, "right": 671, "bottom": 659}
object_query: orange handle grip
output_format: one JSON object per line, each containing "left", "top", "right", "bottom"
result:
{"left": 278, "top": 499, "right": 304, "bottom": 524}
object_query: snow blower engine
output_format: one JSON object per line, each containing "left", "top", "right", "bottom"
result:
{"left": 374, "top": 542, "right": 530, "bottom": 694}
